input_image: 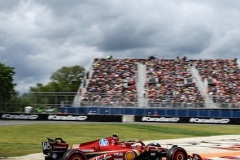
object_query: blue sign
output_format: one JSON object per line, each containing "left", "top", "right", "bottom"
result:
{"left": 99, "top": 139, "right": 109, "bottom": 146}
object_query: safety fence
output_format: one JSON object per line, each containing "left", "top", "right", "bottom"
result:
{"left": 1, "top": 92, "right": 240, "bottom": 112}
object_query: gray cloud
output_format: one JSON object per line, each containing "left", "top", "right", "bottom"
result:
{"left": 0, "top": 0, "right": 240, "bottom": 93}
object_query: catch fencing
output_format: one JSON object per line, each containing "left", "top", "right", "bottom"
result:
{"left": 1, "top": 92, "right": 240, "bottom": 118}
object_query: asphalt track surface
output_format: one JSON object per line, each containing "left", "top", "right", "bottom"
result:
{"left": 1, "top": 120, "right": 240, "bottom": 160}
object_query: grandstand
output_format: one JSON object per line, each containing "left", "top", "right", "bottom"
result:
{"left": 73, "top": 57, "right": 240, "bottom": 109}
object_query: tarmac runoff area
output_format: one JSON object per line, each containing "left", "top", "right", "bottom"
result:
{"left": 1, "top": 135, "right": 240, "bottom": 160}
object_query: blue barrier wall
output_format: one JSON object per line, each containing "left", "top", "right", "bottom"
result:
{"left": 60, "top": 107, "right": 240, "bottom": 118}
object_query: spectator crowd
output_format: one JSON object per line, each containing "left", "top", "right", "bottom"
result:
{"left": 80, "top": 57, "right": 240, "bottom": 108}
{"left": 81, "top": 58, "right": 139, "bottom": 106}
{"left": 145, "top": 58, "right": 205, "bottom": 107}
{"left": 191, "top": 59, "right": 240, "bottom": 107}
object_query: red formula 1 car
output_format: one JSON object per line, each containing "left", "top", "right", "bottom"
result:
{"left": 42, "top": 134, "right": 202, "bottom": 160}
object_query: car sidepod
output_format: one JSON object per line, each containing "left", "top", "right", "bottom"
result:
{"left": 89, "top": 149, "right": 142, "bottom": 160}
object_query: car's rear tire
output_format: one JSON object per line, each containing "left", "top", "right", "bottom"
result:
{"left": 45, "top": 156, "right": 53, "bottom": 160}
{"left": 166, "top": 146, "right": 187, "bottom": 160}
{"left": 61, "top": 150, "right": 86, "bottom": 160}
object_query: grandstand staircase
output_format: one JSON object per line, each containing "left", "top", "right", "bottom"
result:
{"left": 190, "top": 66, "right": 217, "bottom": 108}
{"left": 137, "top": 63, "right": 148, "bottom": 107}
{"left": 72, "top": 63, "right": 94, "bottom": 107}
{"left": 73, "top": 82, "right": 84, "bottom": 107}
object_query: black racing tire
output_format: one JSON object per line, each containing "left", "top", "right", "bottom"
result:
{"left": 61, "top": 149, "right": 86, "bottom": 160}
{"left": 166, "top": 146, "right": 187, "bottom": 160}
{"left": 45, "top": 156, "right": 53, "bottom": 160}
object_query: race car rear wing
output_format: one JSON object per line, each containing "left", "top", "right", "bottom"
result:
{"left": 42, "top": 138, "right": 68, "bottom": 155}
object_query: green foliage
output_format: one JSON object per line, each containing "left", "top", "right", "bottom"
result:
{"left": 54, "top": 65, "right": 85, "bottom": 92}
{"left": 0, "top": 63, "right": 15, "bottom": 93}
{"left": 0, "top": 64, "right": 85, "bottom": 112}
{"left": 0, "top": 62, "right": 16, "bottom": 111}
{"left": 30, "top": 65, "right": 85, "bottom": 92}
{"left": 15, "top": 65, "right": 86, "bottom": 111}
{"left": 0, "top": 63, "right": 15, "bottom": 94}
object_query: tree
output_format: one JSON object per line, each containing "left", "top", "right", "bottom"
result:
{"left": 0, "top": 62, "right": 16, "bottom": 111}
{"left": 50, "top": 65, "right": 85, "bottom": 92}
{"left": 30, "top": 65, "right": 85, "bottom": 92}
{"left": 27, "top": 65, "right": 86, "bottom": 110}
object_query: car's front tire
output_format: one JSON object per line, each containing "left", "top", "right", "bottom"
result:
{"left": 61, "top": 150, "right": 86, "bottom": 160}
{"left": 166, "top": 146, "right": 187, "bottom": 160}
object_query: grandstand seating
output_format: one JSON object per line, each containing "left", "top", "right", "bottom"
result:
{"left": 191, "top": 59, "right": 240, "bottom": 107}
{"left": 78, "top": 57, "right": 240, "bottom": 108}
{"left": 81, "top": 58, "right": 139, "bottom": 106}
{"left": 145, "top": 58, "right": 205, "bottom": 107}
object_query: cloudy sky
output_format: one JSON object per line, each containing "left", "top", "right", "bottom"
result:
{"left": 0, "top": 0, "right": 240, "bottom": 93}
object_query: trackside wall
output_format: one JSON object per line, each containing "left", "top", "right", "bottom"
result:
{"left": 60, "top": 107, "right": 240, "bottom": 118}
{"left": 1, "top": 112, "right": 240, "bottom": 125}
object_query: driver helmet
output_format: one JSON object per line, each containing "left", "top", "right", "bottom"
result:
{"left": 112, "top": 133, "right": 119, "bottom": 144}
{"left": 112, "top": 133, "right": 119, "bottom": 139}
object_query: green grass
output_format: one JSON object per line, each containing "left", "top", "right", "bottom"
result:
{"left": 0, "top": 123, "right": 240, "bottom": 157}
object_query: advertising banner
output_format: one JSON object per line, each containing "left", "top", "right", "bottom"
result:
{"left": 135, "top": 116, "right": 240, "bottom": 125}
{"left": 0, "top": 113, "right": 122, "bottom": 122}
